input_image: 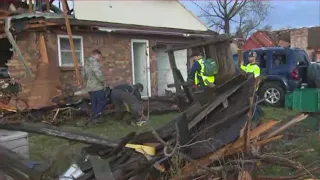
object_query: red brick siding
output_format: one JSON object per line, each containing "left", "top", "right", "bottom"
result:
{"left": 10, "top": 31, "right": 195, "bottom": 98}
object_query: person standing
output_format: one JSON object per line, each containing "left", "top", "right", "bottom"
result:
{"left": 240, "top": 51, "right": 260, "bottom": 78}
{"left": 240, "top": 50, "right": 263, "bottom": 121}
{"left": 82, "top": 49, "right": 107, "bottom": 124}
{"left": 187, "top": 49, "right": 215, "bottom": 90}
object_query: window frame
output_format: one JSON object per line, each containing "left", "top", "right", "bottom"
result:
{"left": 257, "top": 52, "right": 267, "bottom": 69}
{"left": 271, "top": 52, "right": 287, "bottom": 68}
{"left": 57, "top": 35, "right": 84, "bottom": 67}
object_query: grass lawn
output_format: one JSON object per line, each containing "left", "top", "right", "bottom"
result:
{"left": 29, "top": 113, "right": 177, "bottom": 177}
{"left": 28, "top": 107, "right": 320, "bottom": 178}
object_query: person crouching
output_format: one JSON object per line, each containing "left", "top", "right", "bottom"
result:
{"left": 110, "top": 88, "right": 146, "bottom": 126}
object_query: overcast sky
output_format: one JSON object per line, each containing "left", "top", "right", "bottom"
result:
{"left": 181, "top": 0, "right": 320, "bottom": 31}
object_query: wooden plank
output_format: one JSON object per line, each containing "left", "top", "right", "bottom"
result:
{"left": 188, "top": 78, "right": 247, "bottom": 130}
{"left": 61, "top": 0, "right": 81, "bottom": 85}
{"left": 0, "top": 122, "right": 119, "bottom": 148}
{"left": 46, "top": 0, "right": 50, "bottom": 12}
{"left": 168, "top": 50, "right": 182, "bottom": 93}
{"left": 266, "top": 114, "right": 308, "bottom": 138}
{"left": 28, "top": 0, "right": 32, "bottom": 12}
{"left": 39, "top": 34, "right": 49, "bottom": 64}
{"left": 167, "top": 49, "right": 194, "bottom": 104}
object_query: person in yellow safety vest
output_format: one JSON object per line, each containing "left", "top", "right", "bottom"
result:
{"left": 240, "top": 50, "right": 260, "bottom": 78}
{"left": 187, "top": 50, "right": 215, "bottom": 90}
{"left": 240, "top": 50, "right": 264, "bottom": 120}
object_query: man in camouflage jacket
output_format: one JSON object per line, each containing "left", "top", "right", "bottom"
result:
{"left": 82, "top": 49, "right": 107, "bottom": 123}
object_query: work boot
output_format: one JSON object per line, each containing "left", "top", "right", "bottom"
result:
{"left": 88, "top": 113, "right": 105, "bottom": 125}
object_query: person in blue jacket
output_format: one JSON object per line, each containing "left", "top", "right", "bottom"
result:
{"left": 187, "top": 49, "right": 215, "bottom": 90}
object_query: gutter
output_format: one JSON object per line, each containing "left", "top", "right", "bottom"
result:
{"left": 98, "top": 27, "right": 216, "bottom": 38}
{"left": 5, "top": 16, "right": 33, "bottom": 77}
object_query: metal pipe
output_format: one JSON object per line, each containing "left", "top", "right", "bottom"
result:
{"left": 5, "top": 17, "right": 33, "bottom": 77}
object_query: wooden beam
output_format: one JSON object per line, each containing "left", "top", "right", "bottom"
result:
{"left": 0, "top": 122, "right": 119, "bottom": 148}
{"left": 28, "top": 0, "right": 32, "bottom": 12}
{"left": 23, "top": 22, "right": 58, "bottom": 30}
{"left": 188, "top": 76, "right": 250, "bottom": 129}
{"left": 165, "top": 34, "right": 232, "bottom": 52}
{"left": 61, "top": 0, "right": 81, "bottom": 85}
{"left": 39, "top": 34, "right": 49, "bottom": 64}
{"left": 46, "top": 0, "right": 50, "bottom": 12}
{"left": 168, "top": 50, "right": 183, "bottom": 93}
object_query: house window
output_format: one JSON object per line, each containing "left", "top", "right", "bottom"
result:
{"left": 57, "top": 35, "right": 84, "bottom": 67}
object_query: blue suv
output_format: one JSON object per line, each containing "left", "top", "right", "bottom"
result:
{"left": 233, "top": 47, "right": 311, "bottom": 107}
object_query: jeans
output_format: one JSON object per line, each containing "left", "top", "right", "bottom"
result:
{"left": 89, "top": 89, "right": 107, "bottom": 117}
{"left": 111, "top": 89, "right": 142, "bottom": 123}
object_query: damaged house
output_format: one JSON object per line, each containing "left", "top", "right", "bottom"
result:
{"left": 0, "top": 0, "right": 217, "bottom": 110}
{"left": 243, "top": 26, "right": 320, "bottom": 61}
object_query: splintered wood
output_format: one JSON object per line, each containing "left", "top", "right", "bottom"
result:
{"left": 0, "top": 74, "right": 312, "bottom": 180}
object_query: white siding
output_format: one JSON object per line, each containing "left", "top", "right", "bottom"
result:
{"left": 73, "top": 1, "right": 208, "bottom": 31}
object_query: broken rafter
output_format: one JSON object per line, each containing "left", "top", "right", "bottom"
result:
{"left": 61, "top": 0, "right": 81, "bottom": 85}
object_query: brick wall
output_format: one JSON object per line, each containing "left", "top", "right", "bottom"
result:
{"left": 9, "top": 31, "right": 195, "bottom": 98}
{"left": 290, "top": 28, "right": 313, "bottom": 59}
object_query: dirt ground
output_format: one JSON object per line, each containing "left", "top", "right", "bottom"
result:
{"left": 28, "top": 107, "right": 320, "bottom": 178}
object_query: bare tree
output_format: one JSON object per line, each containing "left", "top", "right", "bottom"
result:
{"left": 193, "top": 0, "right": 271, "bottom": 38}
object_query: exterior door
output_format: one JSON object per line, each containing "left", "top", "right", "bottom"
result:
{"left": 131, "top": 39, "right": 151, "bottom": 97}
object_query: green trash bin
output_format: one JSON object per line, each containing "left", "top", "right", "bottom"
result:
{"left": 292, "top": 88, "right": 320, "bottom": 112}
{"left": 285, "top": 92, "right": 294, "bottom": 110}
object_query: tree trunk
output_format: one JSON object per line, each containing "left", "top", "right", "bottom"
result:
{"left": 224, "top": 18, "right": 231, "bottom": 35}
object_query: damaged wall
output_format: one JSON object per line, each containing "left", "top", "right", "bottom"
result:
{"left": 7, "top": 30, "right": 196, "bottom": 105}
{"left": 290, "top": 28, "right": 314, "bottom": 59}
{"left": 7, "top": 32, "right": 62, "bottom": 109}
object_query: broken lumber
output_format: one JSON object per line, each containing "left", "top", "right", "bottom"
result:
{"left": 61, "top": 0, "right": 81, "bottom": 85}
{"left": 174, "top": 120, "right": 281, "bottom": 179}
{"left": 0, "top": 122, "right": 119, "bottom": 148}
{"left": 266, "top": 113, "right": 309, "bottom": 138}
{"left": 0, "top": 145, "right": 49, "bottom": 180}
{"left": 188, "top": 76, "right": 251, "bottom": 129}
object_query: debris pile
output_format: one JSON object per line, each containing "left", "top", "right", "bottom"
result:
{"left": 0, "top": 74, "right": 316, "bottom": 180}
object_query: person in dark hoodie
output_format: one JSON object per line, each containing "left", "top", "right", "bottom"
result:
{"left": 113, "top": 83, "right": 144, "bottom": 101}
{"left": 111, "top": 83, "right": 146, "bottom": 126}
